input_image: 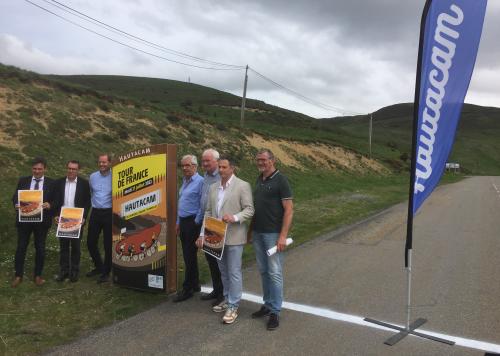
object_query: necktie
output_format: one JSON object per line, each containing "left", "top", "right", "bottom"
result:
{"left": 34, "top": 178, "right": 41, "bottom": 190}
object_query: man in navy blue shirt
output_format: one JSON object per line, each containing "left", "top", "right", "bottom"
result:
{"left": 174, "top": 154, "right": 203, "bottom": 302}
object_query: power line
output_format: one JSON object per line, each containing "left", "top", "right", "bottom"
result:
{"left": 25, "top": 0, "right": 367, "bottom": 115}
{"left": 43, "top": 0, "right": 244, "bottom": 69}
{"left": 248, "top": 67, "right": 365, "bottom": 115}
{"left": 25, "top": 0, "right": 244, "bottom": 71}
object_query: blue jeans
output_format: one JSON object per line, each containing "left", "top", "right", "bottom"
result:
{"left": 217, "top": 244, "right": 244, "bottom": 308}
{"left": 252, "top": 232, "right": 284, "bottom": 315}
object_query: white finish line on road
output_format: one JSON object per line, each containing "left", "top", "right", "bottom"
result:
{"left": 201, "top": 287, "right": 500, "bottom": 354}
{"left": 491, "top": 182, "right": 500, "bottom": 200}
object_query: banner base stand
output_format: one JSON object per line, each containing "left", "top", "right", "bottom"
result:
{"left": 364, "top": 317, "right": 455, "bottom": 346}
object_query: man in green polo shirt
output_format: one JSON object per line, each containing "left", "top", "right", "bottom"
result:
{"left": 251, "top": 148, "right": 293, "bottom": 330}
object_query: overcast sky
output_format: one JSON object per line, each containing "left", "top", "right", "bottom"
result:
{"left": 1, "top": 0, "right": 499, "bottom": 118}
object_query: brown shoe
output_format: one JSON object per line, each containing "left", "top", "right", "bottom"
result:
{"left": 34, "top": 276, "right": 45, "bottom": 286}
{"left": 11, "top": 276, "right": 22, "bottom": 288}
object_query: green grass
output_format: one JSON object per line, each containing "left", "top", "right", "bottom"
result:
{"left": 0, "top": 240, "right": 168, "bottom": 354}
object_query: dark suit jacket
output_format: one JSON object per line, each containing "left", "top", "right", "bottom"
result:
{"left": 52, "top": 176, "right": 91, "bottom": 221}
{"left": 12, "top": 176, "right": 55, "bottom": 228}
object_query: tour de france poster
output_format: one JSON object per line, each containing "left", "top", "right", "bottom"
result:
{"left": 56, "top": 207, "right": 84, "bottom": 239}
{"left": 18, "top": 190, "right": 43, "bottom": 223}
{"left": 202, "top": 216, "right": 227, "bottom": 260}
{"left": 112, "top": 146, "right": 168, "bottom": 291}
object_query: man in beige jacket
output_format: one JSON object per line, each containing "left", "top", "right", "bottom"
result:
{"left": 196, "top": 156, "right": 254, "bottom": 324}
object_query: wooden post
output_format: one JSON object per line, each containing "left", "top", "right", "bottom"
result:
{"left": 240, "top": 65, "right": 249, "bottom": 128}
{"left": 166, "top": 144, "right": 177, "bottom": 294}
{"left": 369, "top": 113, "right": 373, "bottom": 159}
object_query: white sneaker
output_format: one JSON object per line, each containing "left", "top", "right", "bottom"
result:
{"left": 212, "top": 299, "right": 228, "bottom": 313}
{"left": 222, "top": 307, "right": 238, "bottom": 324}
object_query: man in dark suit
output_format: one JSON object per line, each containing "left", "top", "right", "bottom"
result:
{"left": 53, "top": 160, "right": 91, "bottom": 282}
{"left": 11, "top": 157, "right": 54, "bottom": 287}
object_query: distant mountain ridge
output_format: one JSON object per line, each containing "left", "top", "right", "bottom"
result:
{"left": 320, "top": 102, "right": 500, "bottom": 175}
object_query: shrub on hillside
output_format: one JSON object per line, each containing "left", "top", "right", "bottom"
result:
{"left": 216, "top": 122, "right": 227, "bottom": 131}
{"left": 166, "top": 114, "right": 180, "bottom": 123}
{"left": 181, "top": 99, "right": 192, "bottom": 108}
{"left": 97, "top": 101, "right": 110, "bottom": 112}
{"left": 399, "top": 152, "right": 409, "bottom": 162}
{"left": 94, "top": 132, "right": 113, "bottom": 142}
{"left": 384, "top": 158, "right": 404, "bottom": 172}
{"left": 158, "top": 129, "right": 169, "bottom": 139}
{"left": 386, "top": 141, "right": 398, "bottom": 150}
{"left": 118, "top": 129, "right": 129, "bottom": 140}
{"left": 29, "top": 90, "right": 52, "bottom": 103}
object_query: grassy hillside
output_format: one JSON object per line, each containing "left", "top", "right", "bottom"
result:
{"left": 53, "top": 74, "right": 500, "bottom": 175}
{"left": 0, "top": 62, "right": 496, "bottom": 354}
{"left": 320, "top": 103, "right": 500, "bottom": 175}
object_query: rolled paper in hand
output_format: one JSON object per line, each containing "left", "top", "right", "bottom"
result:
{"left": 266, "top": 238, "right": 293, "bottom": 256}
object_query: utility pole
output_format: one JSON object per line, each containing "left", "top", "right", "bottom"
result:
{"left": 240, "top": 65, "right": 248, "bottom": 128}
{"left": 369, "top": 113, "right": 373, "bottom": 158}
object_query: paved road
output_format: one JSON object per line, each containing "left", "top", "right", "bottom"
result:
{"left": 46, "top": 176, "right": 500, "bottom": 355}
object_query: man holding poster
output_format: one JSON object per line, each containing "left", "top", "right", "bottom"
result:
{"left": 53, "top": 160, "right": 91, "bottom": 282}
{"left": 11, "top": 157, "right": 54, "bottom": 287}
{"left": 197, "top": 149, "right": 224, "bottom": 305}
{"left": 197, "top": 156, "right": 254, "bottom": 324}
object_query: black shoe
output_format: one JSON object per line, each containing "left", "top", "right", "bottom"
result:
{"left": 200, "top": 291, "right": 218, "bottom": 300}
{"left": 267, "top": 313, "right": 279, "bottom": 330}
{"left": 55, "top": 273, "right": 69, "bottom": 282}
{"left": 97, "top": 274, "right": 109, "bottom": 284}
{"left": 86, "top": 268, "right": 100, "bottom": 277}
{"left": 70, "top": 274, "right": 79, "bottom": 283}
{"left": 252, "top": 306, "right": 271, "bottom": 319}
{"left": 173, "top": 290, "right": 193, "bottom": 302}
{"left": 211, "top": 295, "right": 225, "bottom": 307}
{"left": 193, "top": 285, "right": 201, "bottom": 293}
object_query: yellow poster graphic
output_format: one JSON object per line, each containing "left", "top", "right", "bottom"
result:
{"left": 56, "top": 207, "right": 84, "bottom": 239}
{"left": 112, "top": 150, "right": 168, "bottom": 291}
{"left": 202, "top": 217, "right": 228, "bottom": 260}
{"left": 18, "top": 190, "right": 43, "bottom": 222}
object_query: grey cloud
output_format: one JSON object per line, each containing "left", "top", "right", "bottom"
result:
{"left": 0, "top": 0, "right": 498, "bottom": 117}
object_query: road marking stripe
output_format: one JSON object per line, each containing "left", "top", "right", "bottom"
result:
{"left": 201, "top": 287, "right": 500, "bottom": 354}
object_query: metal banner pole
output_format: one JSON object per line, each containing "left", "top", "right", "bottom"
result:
{"left": 406, "top": 250, "right": 412, "bottom": 330}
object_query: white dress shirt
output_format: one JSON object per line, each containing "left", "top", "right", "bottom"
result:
{"left": 30, "top": 176, "right": 44, "bottom": 190}
{"left": 64, "top": 177, "right": 78, "bottom": 208}
{"left": 216, "top": 174, "right": 238, "bottom": 222}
